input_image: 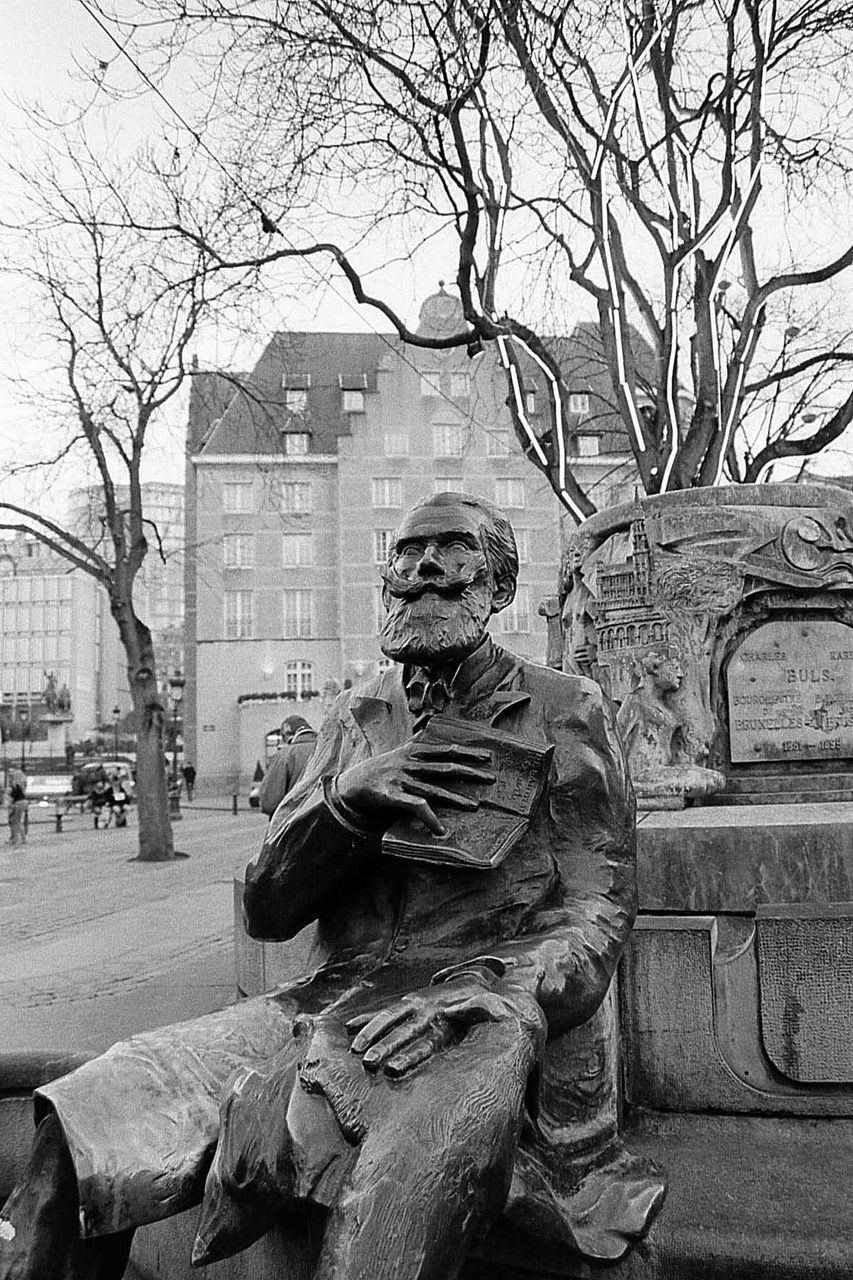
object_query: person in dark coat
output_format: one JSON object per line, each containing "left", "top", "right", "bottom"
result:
{"left": 6, "top": 774, "right": 28, "bottom": 847}
{"left": 89, "top": 778, "right": 113, "bottom": 830}
{"left": 0, "top": 494, "right": 662, "bottom": 1280}
{"left": 257, "top": 716, "right": 317, "bottom": 817}
{"left": 181, "top": 763, "right": 197, "bottom": 802}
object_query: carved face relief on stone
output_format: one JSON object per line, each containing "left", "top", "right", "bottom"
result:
{"left": 645, "top": 652, "right": 683, "bottom": 695}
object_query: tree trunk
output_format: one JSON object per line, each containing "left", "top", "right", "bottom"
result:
{"left": 114, "top": 602, "right": 176, "bottom": 862}
{"left": 131, "top": 670, "right": 176, "bottom": 862}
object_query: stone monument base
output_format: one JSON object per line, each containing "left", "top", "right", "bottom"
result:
{"left": 40, "top": 713, "right": 73, "bottom": 758}
{"left": 124, "top": 1110, "right": 852, "bottom": 1280}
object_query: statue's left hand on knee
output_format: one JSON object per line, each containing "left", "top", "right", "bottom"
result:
{"left": 346, "top": 979, "right": 540, "bottom": 1078}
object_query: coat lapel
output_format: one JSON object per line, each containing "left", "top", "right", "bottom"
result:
{"left": 456, "top": 644, "right": 532, "bottom": 726}
{"left": 348, "top": 673, "right": 411, "bottom": 757}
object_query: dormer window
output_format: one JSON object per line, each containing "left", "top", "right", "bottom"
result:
{"left": 342, "top": 389, "right": 365, "bottom": 413}
{"left": 284, "top": 389, "right": 308, "bottom": 415}
{"left": 340, "top": 372, "right": 367, "bottom": 413}
{"left": 568, "top": 391, "right": 590, "bottom": 416}
{"left": 282, "top": 372, "right": 311, "bottom": 416}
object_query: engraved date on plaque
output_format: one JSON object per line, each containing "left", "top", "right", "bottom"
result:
{"left": 727, "top": 620, "right": 853, "bottom": 764}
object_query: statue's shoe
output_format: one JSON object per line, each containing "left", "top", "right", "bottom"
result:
{"left": 504, "top": 1139, "right": 667, "bottom": 1262}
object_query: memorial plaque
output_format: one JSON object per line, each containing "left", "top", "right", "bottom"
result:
{"left": 727, "top": 620, "right": 853, "bottom": 763}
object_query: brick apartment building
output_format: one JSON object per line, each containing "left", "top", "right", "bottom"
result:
{"left": 184, "top": 289, "right": 638, "bottom": 790}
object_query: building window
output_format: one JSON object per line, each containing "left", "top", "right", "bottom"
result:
{"left": 383, "top": 432, "right": 410, "bottom": 456}
{"left": 450, "top": 371, "right": 470, "bottom": 398}
{"left": 495, "top": 477, "right": 525, "bottom": 508}
{"left": 373, "top": 529, "right": 394, "bottom": 563}
{"left": 281, "top": 481, "right": 312, "bottom": 513}
{"left": 499, "top": 586, "right": 530, "bottom": 633}
{"left": 525, "top": 392, "right": 538, "bottom": 416}
{"left": 283, "top": 589, "right": 313, "bottom": 638}
{"left": 434, "top": 477, "right": 466, "bottom": 494}
{"left": 576, "top": 434, "right": 600, "bottom": 457}
{"left": 282, "top": 432, "right": 310, "bottom": 455}
{"left": 283, "top": 389, "right": 309, "bottom": 415}
{"left": 225, "top": 590, "right": 253, "bottom": 639}
{"left": 432, "top": 424, "right": 466, "bottom": 457}
{"left": 568, "top": 392, "right": 590, "bottom": 416}
{"left": 487, "top": 431, "right": 511, "bottom": 457}
{"left": 282, "top": 533, "right": 313, "bottom": 566}
{"left": 420, "top": 370, "right": 441, "bottom": 397}
{"left": 374, "top": 584, "right": 386, "bottom": 635}
{"left": 515, "top": 528, "right": 529, "bottom": 563}
{"left": 284, "top": 660, "right": 314, "bottom": 698}
{"left": 223, "top": 482, "right": 253, "bottom": 514}
{"left": 342, "top": 389, "right": 365, "bottom": 413}
{"left": 223, "top": 534, "right": 254, "bottom": 568}
{"left": 372, "top": 477, "right": 402, "bottom": 508}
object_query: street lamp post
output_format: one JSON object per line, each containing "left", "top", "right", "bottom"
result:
{"left": 112, "top": 705, "right": 121, "bottom": 759}
{"left": 167, "top": 671, "right": 185, "bottom": 820}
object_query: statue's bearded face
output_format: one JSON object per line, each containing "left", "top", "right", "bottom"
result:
{"left": 379, "top": 504, "right": 496, "bottom": 666}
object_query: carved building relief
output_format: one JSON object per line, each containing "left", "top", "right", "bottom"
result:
{"left": 563, "top": 484, "right": 853, "bottom": 802}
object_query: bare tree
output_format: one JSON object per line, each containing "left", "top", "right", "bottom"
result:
{"left": 97, "top": 0, "right": 853, "bottom": 517}
{"left": 0, "top": 128, "right": 257, "bottom": 860}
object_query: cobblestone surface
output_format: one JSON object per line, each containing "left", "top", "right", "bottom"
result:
{"left": 0, "top": 802, "right": 265, "bottom": 1054}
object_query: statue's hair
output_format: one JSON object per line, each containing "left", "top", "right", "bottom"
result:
{"left": 401, "top": 491, "right": 519, "bottom": 595}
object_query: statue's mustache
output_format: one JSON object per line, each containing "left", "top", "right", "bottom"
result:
{"left": 380, "top": 561, "right": 487, "bottom": 600}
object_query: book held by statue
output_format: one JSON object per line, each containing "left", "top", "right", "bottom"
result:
{"left": 382, "top": 713, "right": 554, "bottom": 870}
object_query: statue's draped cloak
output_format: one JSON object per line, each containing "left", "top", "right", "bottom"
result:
{"left": 37, "top": 642, "right": 664, "bottom": 1260}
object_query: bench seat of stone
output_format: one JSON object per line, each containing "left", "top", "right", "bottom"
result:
{"left": 124, "top": 1108, "right": 853, "bottom": 1280}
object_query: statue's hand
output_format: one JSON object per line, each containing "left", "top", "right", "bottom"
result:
{"left": 345, "top": 979, "right": 517, "bottom": 1078}
{"left": 337, "top": 742, "right": 495, "bottom": 836}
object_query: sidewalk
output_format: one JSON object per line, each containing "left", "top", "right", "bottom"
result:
{"left": 0, "top": 800, "right": 267, "bottom": 1057}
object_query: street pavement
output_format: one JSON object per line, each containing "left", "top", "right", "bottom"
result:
{"left": 0, "top": 800, "right": 267, "bottom": 1057}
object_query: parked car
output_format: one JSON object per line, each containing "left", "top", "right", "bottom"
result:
{"left": 71, "top": 759, "right": 136, "bottom": 800}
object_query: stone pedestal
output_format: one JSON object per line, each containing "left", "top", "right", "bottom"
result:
{"left": 563, "top": 483, "right": 853, "bottom": 803}
{"left": 40, "top": 713, "right": 73, "bottom": 758}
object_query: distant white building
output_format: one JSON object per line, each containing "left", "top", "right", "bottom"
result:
{"left": 68, "top": 482, "right": 186, "bottom": 687}
{"left": 0, "top": 536, "right": 125, "bottom": 758}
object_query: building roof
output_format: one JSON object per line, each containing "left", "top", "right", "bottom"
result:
{"left": 197, "top": 331, "right": 392, "bottom": 457}
{"left": 191, "top": 304, "right": 658, "bottom": 461}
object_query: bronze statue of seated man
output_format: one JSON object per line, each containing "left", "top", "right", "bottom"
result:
{"left": 0, "top": 493, "right": 663, "bottom": 1280}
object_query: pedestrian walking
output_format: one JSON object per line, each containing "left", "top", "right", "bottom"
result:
{"left": 6, "top": 774, "right": 28, "bottom": 847}
{"left": 182, "top": 762, "right": 196, "bottom": 802}
{"left": 258, "top": 716, "right": 318, "bottom": 816}
{"left": 90, "top": 778, "right": 113, "bottom": 830}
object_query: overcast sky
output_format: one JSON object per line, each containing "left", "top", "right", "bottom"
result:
{"left": 1, "top": 3, "right": 851, "bottom": 516}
